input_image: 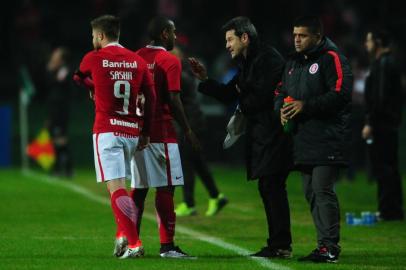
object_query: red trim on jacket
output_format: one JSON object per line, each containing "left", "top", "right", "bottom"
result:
{"left": 327, "top": 51, "right": 343, "bottom": 92}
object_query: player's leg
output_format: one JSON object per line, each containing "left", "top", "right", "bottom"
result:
{"left": 156, "top": 186, "right": 176, "bottom": 247}
{"left": 175, "top": 141, "right": 197, "bottom": 216}
{"left": 130, "top": 188, "right": 149, "bottom": 234}
{"left": 93, "top": 133, "right": 143, "bottom": 258}
{"left": 50, "top": 120, "right": 73, "bottom": 178}
{"left": 130, "top": 146, "right": 151, "bottom": 238}
{"left": 193, "top": 149, "right": 228, "bottom": 216}
{"left": 108, "top": 179, "right": 144, "bottom": 258}
{"left": 156, "top": 185, "right": 193, "bottom": 258}
{"left": 140, "top": 142, "right": 193, "bottom": 258}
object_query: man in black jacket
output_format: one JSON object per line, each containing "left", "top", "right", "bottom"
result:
{"left": 189, "top": 16, "right": 293, "bottom": 258}
{"left": 46, "top": 47, "right": 74, "bottom": 178}
{"left": 276, "top": 16, "right": 352, "bottom": 263}
{"left": 362, "top": 28, "right": 404, "bottom": 221}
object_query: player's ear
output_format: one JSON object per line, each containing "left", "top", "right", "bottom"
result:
{"left": 162, "top": 29, "right": 169, "bottom": 41}
{"left": 98, "top": 32, "right": 104, "bottom": 41}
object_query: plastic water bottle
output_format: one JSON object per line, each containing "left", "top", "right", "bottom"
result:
{"left": 283, "top": 96, "right": 296, "bottom": 133}
{"left": 345, "top": 212, "right": 354, "bottom": 225}
{"left": 362, "top": 211, "right": 376, "bottom": 225}
{"left": 353, "top": 217, "right": 363, "bottom": 225}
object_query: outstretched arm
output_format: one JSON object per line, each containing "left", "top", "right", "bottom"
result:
{"left": 169, "top": 92, "right": 201, "bottom": 151}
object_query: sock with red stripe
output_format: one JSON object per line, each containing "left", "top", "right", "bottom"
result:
{"left": 155, "top": 189, "right": 176, "bottom": 244}
{"left": 110, "top": 188, "right": 141, "bottom": 248}
{"left": 130, "top": 188, "right": 149, "bottom": 235}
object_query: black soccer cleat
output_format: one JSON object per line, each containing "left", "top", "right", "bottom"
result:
{"left": 298, "top": 246, "right": 339, "bottom": 263}
{"left": 250, "top": 246, "right": 292, "bottom": 258}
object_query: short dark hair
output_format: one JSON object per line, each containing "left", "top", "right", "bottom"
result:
{"left": 222, "top": 16, "right": 258, "bottom": 42}
{"left": 147, "top": 16, "right": 173, "bottom": 41}
{"left": 293, "top": 15, "right": 323, "bottom": 36}
{"left": 369, "top": 27, "right": 392, "bottom": 47}
{"left": 91, "top": 15, "right": 120, "bottom": 40}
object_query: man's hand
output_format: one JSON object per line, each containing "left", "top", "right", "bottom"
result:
{"left": 362, "top": 124, "right": 373, "bottom": 140}
{"left": 185, "top": 129, "right": 201, "bottom": 152}
{"left": 136, "top": 135, "right": 150, "bottom": 151}
{"left": 188, "top": 57, "right": 208, "bottom": 81}
{"left": 280, "top": 100, "right": 304, "bottom": 123}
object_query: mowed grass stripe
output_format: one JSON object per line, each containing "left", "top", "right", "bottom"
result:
{"left": 22, "top": 169, "right": 292, "bottom": 270}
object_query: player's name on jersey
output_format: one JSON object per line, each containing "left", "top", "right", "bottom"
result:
{"left": 110, "top": 118, "right": 138, "bottom": 129}
{"left": 102, "top": 59, "right": 138, "bottom": 68}
{"left": 110, "top": 71, "right": 133, "bottom": 80}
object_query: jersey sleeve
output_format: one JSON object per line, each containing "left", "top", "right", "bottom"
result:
{"left": 74, "top": 52, "right": 95, "bottom": 89}
{"left": 165, "top": 56, "right": 182, "bottom": 92}
{"left": 79, "top": 52, "right": 94, "bottom": 76}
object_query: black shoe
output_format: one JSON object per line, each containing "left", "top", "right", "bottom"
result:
{"left": 250, "top": 246, "right": 292, "bottom": 258}
{"left": 298, "top": 246, "right": 339, "bottom": 263}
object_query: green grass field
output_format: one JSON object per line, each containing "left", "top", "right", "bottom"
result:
{"left": 0, "top": 166, "right": 405, "bottom": 270}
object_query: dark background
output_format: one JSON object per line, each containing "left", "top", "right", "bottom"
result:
{"left": 1, "top": 0, "right": 405, "bottom": 173}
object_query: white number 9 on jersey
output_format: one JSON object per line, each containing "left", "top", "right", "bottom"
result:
{"left": 114, "top": 80, "right": 130, "bottom": 115}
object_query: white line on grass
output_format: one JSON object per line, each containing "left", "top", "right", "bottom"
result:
{"left": 23, "top": 170, "right": 292, "bottom": 270}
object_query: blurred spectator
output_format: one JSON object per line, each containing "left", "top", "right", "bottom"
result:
{"left": 171, "top": 45, "right": 228, "bottom": 217}
{"left": 45, "top": 47, "right": 73, "bottom": 178}
{"left": 346, "top": 55, "right": 369, "bottom": 180}
{"left": 362, "top": 28, "right": 404, "bottom": 221}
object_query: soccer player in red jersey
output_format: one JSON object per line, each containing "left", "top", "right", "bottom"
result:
{"left": 130, "top": 16, "right": 200, "bottom": 258}
{"left": 73, "top": 15, "right": 156, "bottom": 259}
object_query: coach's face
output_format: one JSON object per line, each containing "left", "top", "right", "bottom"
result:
{"left": 293, "top": 26, "right": 320, "bottom": 53}
{"left": 225, "top": 30, "right": 249, "bottom": 59}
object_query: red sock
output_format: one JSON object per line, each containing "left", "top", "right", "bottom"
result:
{"left": 111, "top": 188, "right": 141, "bottom": 247}
{"left": 155, "top": 190, "right": 176, "bottom": 244}
{"left": 114, "top": 215, "right": 126, "bottom": 239}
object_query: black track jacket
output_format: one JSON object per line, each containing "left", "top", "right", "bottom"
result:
{"left": 275, "top": 37, "right": 352, "bottom": 166}
{"left": 198, "top": 44, "right": 293, "bottom": 180}
{"left": 364, "top": 51, "right": 403, "bottom": 129}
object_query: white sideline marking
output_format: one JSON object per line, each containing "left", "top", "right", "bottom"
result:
{"left": 23, "top": 170, "right": 292, "bottom": 270}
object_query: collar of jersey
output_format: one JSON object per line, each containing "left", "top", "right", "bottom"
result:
{"left": 146, "top": 45, "right": 166, "bottom": 51}
{"left": 104, "top": 42, "right": 124, "bottom": 48}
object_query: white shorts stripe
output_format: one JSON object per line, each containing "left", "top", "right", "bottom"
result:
{"left": 164, "top": 143, "right": 172, "bottom": 186}
{"left": 93, "top": 134, "right": 105, "bottom": 182}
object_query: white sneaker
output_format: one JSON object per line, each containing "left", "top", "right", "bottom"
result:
{"left": 159, "top": 246, "right": 196, "bottom": 259}
{"left": 113, "top": 237, "right": 128, "bottom": 257}
{"left": 119, "top": 246, "right": 144, "bottom": 259}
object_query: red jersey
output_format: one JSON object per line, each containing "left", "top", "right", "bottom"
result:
{"left": 79, "top": 43, "right": 154, "bottom": 135}
{"left": 136, "top": 45, "right": 181, "bottom": 142}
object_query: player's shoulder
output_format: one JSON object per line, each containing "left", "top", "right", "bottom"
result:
{"left": 158, "top": 51, "right": 181, "bottom": 67}
{"left": 82, "top": 50, "right": 98, "bottom": 62}
{"left": 135, "top": 47, "right": 147, "bottom": 54}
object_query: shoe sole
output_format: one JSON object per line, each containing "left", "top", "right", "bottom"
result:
{"left": 160, "top": 254, "right": 198, "bottom": 259}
